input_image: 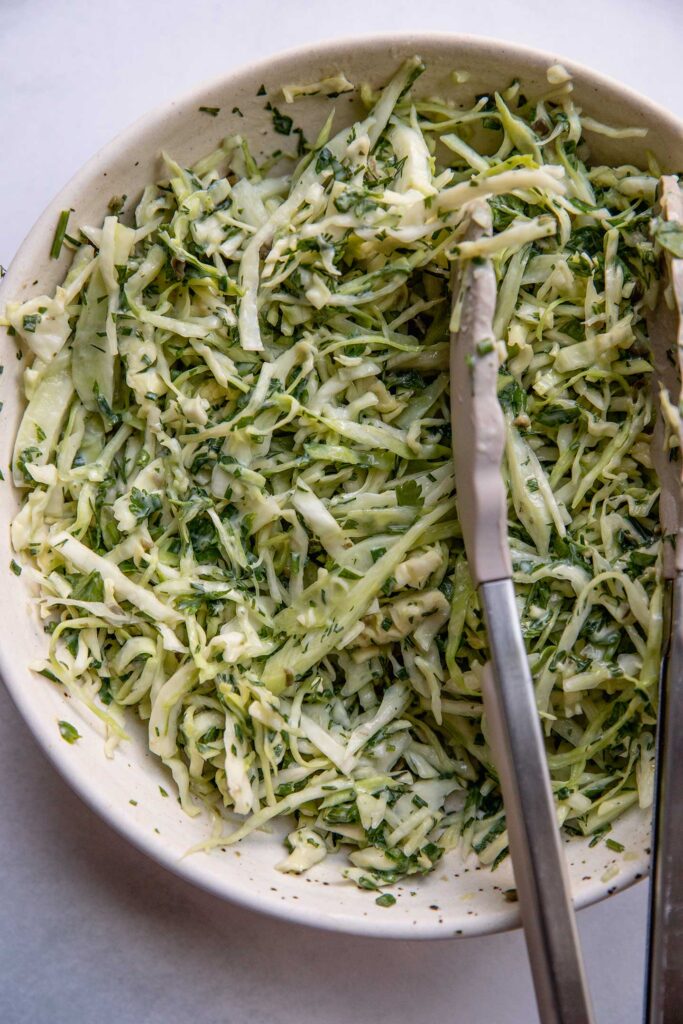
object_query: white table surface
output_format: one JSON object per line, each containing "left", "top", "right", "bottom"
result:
{"left": 1, "top": 1, "right": 681, "bottom": 1021}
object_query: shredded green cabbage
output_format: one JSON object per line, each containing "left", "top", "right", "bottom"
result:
{"left": 4, "top": 58, "right": 665, "bottom": 889}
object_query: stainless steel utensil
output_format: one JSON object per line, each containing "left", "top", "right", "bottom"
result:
{"left": 449, "top": 201, "right": 595, "bottom": 1024}
{"left": 645, "top": 175, "right": 683, "bottom": 1024}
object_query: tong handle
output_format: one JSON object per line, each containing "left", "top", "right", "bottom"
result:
{"left": 481, "top": 579, "right": 595, "bottom": 1024}
{"left": 646, "top": 573, "right": 683, "bottom": 1023}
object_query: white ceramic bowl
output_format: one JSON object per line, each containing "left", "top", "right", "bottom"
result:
{"left": 2, "top": 34, "right": 682, "bottom": 940}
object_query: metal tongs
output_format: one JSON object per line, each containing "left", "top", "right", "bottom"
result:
{"left": 645, "top": 175, "right": 683, "bottom": 1024}
{"left": 450, "top": 201, "right": 595, "bottom": 1024}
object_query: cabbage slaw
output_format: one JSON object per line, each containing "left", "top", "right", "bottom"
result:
{"left": 3, "top": 57, "right": 665, "bottom": 889}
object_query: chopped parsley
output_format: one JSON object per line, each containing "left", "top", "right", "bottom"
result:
{"left": 58, "top": 720, "right": 81, "bottom": 744}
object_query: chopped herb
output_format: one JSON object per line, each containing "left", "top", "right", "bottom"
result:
{"left": 58, "top": 720, "right": 80, "bottom": 744}
{"left": 22, "top": 314, "right": 41, "bottom": 333}
{"left": 269, "top": 106, "right": 293, "bottom": 135}
{"left": 396, "top": 479, "right": 423, "bottom": 508}
{"left": 50, "top": 209, "right": 71, "bottom": 259}
{"left": 98, "top": 679, "right": 113, "bottom": 705}
{"left": 71, "top": 570, "right": 105, "bottom": 604}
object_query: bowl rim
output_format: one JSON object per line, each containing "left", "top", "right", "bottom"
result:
{"left": 0, "top": 30, "right": 676, "bottom": 940}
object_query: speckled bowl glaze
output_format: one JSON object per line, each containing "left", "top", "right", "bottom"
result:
{"left": 1, "top": 34, "right": 682, "bottom": 939}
